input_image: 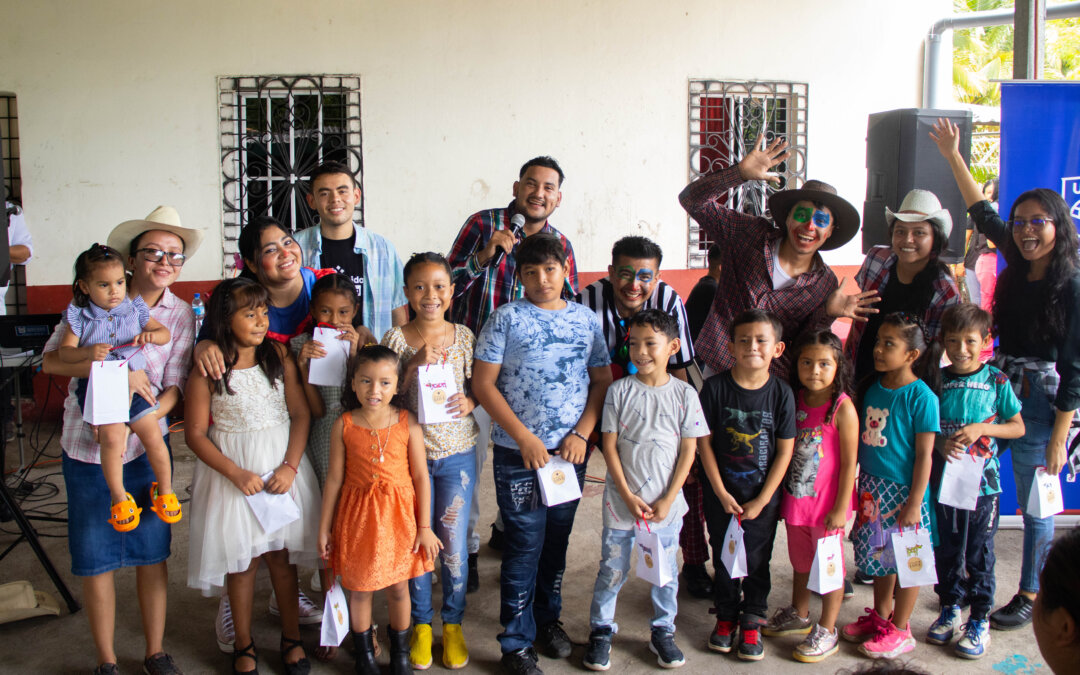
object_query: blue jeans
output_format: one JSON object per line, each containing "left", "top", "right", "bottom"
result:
{"left": 590, "top": 523, "right": 681, "bottom": 634}
{"left": 492, "top": 445, "right": 586, "bottom": 653}
{"left": 1010, "top": 374, "right": 1058, "bottom": 593}
{"left": 410, "top": 448, "right": 477, "bottom": 625}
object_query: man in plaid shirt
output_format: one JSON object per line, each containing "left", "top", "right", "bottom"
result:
{"left": 680, "top": 135, "right": 876, "bottom": 379}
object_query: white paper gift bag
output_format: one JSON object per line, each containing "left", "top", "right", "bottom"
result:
{"left": 320, "top": 578, "right": 349, "bottom": 647}
{"left": 417, "top": 362, "right": 460, "bottom": 425}
{"left": 307, "top": 327, "right": 350, "bottom": 387}
{"left": 83, "top": 360, "right": 131, "bottom": 425}
{"left": 1028, "top": 467, "right": 1065, "bottom": 519}
{"left": 243, "top": 472, "right": 301, "bottom": 535}
{"left": 938, "top": 453, "right": 986, "bottom": 511}
{"left": 719, "top": 515, "right": 748, "bottom": 579}
{"left": 634, "top": 523, "right": 673, "bottom": 586}
{"left": 807, "top": 532, "right": 844, "bottom": 595}
{"left": 891, "top": 526, "right": 937, "bottom": 588}
{"left": 536, "top": 455, "right": 582, "bottom": 506}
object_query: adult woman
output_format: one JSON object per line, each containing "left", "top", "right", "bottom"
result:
{"left": 42, "top": 206, "right": 200, "bottom": 675}
{"left": 934, "top": 118, "right": 1080, "bottom": 630}
{"left": 843, "top": 188, "right": 961, "bottom": 384}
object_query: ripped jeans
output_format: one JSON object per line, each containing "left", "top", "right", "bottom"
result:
{"left": 492, "top": 444, "right": 586, "bottom": 653}
{"left": 409, "top": 447, "right": 477, "bottom": 625}
{"left": 590, "top": 523, "right": 681, "bottom": 634}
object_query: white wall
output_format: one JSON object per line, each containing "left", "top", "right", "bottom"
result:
{"left": 0, "top": 0, "right": 949, "bottom": 285}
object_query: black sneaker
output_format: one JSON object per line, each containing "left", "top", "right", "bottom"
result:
{"left": 501, "top": 647, "right": 542, "bottom": 675}
{"left": 489, "top": 523, "right": 505, "bottom": 551}
{"left": 853, "top": 569, "right": 875, "bottom": 585}
{"left": 649, "top": 629, "right": 685, "bottom": 669}
{"left": 707, "top": 619, "right": 737, "bottom": 653}
{"left": 467, "top": 552, "right": 479, "bottom": 593}
{"left": 680, "top": 563, "right": 713, "bottom": 599}
{"left": 737, "top": 616, "right": 766, "bottom": 662}
{"left": 142, "top": 652, "right": 182, "bottom": 675}
{"left": 990, "top": 593, "right": 1034, "bottom": 631}
{"left": 583, "top": 627, "right": 613, "bottom": 671}
{"left": 843, "top": 579, "right": 855, "bottom": 599}
{"left": 536, "top": 621, "right": 573, "bottom": 659}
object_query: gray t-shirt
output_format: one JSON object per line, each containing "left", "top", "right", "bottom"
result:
{"left": 599, "top": 375, "right": 709, "bottom": 530}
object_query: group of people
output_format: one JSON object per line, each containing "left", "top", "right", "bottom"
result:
{"left": 41, "top": 118, "right": 1080, "bottom": 675}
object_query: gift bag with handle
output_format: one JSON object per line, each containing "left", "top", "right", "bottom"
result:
{"left": 633, "top": 521, "right": 673, "bottom": 586}
{"left": 536, "top": 455, "right": 582, "bottom": 506}
{"left": 417, "top": 362, "right": 460, "bottom": 425}
{"left": 938, "top": 453, "right": 986, "bottom": 511}
{"left": 807, "top": 531, "right": 844, "bottom": 595}
{"left": 320, "top": 571, "right": 350, "bottom": 647}
{"left": 1027, "top": 466, "right": 1065, "bottom": 519}
{"left": 83, "top": 360, "right": 131, "bottom": 425}
{"left": 719, "top": 515, "right": 747, "bottom": 579}
{"left": 890, "top": 526, "right": 937, "bottom": 588}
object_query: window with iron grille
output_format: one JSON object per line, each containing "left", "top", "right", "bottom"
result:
{"left": 1, "top": 93, "right": 26, "bottom": 314}
{"left": 687, "top": 80, "right": 808, "bottom": 267}
{"left": 219, "top": 75, "right": 363, "bottom": 274}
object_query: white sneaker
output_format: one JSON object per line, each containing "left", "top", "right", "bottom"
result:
{"left": 215, "top": 594, "right": 234, "bottom": 653}
{"left": 268, "top": 588, "right": 323, "bottom": 625}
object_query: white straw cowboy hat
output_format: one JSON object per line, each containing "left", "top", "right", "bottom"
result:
{"left": 107, "top": 205, "right": 205, "bottom": 259}
{"left": 767, "top": 179, "right": 861, "bottom": 251}
{"left": 885, "top": 189, "right": 953, "bottom": 238}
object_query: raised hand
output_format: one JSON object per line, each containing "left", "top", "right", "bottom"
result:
{"left": 826, "top": 277, "right": 880, "bottom": 321}
{"left": 929, "top": 118, "right": 962, "bottom": 160}
{"left": 737, "top": 133, "right": 790, "bottom": 184}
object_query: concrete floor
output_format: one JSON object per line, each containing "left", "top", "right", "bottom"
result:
{"left": 0, "top": 427, "right": 1053, "bottom": 674}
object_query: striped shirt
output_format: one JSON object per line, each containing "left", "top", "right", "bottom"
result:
{"left": 47, "top": 288, "right": 195, "bottom": 464}
{"left": 575, "top": 278, "right": 695, "bottom": 375}
{"left": 65, "top": 296, "right": 152, "bottom": 370}
{"left": 679, "top": 165, "right": 837, "bottom": 379}
{"left": 446, "top": 203, "right": 578, "bottom": 335}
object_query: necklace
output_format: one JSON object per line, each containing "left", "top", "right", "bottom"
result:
{"left": 359, "top": 407, "right": 393, "bottom": 463}
{"left": 412, "top": 321, "right": 450, "bottom": 358}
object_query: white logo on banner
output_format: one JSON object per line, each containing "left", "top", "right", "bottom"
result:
{"left": 1063, "top": 176, "right": 1080, "bottom": 221}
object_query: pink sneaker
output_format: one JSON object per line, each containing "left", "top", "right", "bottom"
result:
{"left": 859, "top": 621, "right": 915, "bottom": 659}
{"left": 841, "top": 608, "right": 886, "bottom": 644}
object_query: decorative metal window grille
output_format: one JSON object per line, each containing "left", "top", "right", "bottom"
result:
{"left": 1, "top": 94, "right": 26, "bottom": 314}
{"left": 970, "top": 122, "right": 1000, "bottom": 184}
{"left": 219, "top": 76, "right": 363, "bottom": 274}
{"left": 687, "top": 80, "right": 808, "bottom": 267}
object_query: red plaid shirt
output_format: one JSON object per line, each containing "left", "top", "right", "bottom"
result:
{"left": 679, "top": 165, "right": 836, "bottom": 379}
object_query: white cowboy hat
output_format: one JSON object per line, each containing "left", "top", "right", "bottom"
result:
{"left": 885, "top": 189, "right": 953, "bottom": 238}
{"left": 107, "top": 205, "right": 205, "bottom": 259}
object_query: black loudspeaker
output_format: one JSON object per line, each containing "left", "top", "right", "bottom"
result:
{"left": 863, "top": 108, "right": 973, "bottom": 264}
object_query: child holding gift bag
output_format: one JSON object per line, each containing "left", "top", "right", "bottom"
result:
{"left": 765, "top": 330, "right": 857, "bottom": 663}
{"left": 842, "top": 312, "right": 941, "bottom": 660}
{"left": 382, "top": 252, "right": 479, "bottom": 670}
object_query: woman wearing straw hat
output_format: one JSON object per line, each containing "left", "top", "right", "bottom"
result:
{"left": 42, "top": 206, "right": 201, "bottom": 675}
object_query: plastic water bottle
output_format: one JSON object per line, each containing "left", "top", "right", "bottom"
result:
{"left": 192, "top": 293, "right": 205, "bottom": 334}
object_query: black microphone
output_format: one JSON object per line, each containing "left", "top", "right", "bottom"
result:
{"left": 492, "top": 213, "right": 526, "bottom": 267}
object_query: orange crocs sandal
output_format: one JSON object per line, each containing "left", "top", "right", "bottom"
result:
{"left": 109, "top": 492, "right": 142, "bottom": 532}
{"left": 149, "top": 482, "right": 182, "bottom": 524}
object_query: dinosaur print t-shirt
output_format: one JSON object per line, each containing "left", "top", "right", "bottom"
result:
{"left": 858, "top": 378, "right": 940, "bottom": 486}
{"left": 699, "top": 370, "right": 796, "bottom": 504}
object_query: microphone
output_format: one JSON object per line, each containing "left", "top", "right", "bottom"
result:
{"left": 492, "top": 213, "right": 526, "bottom": 267}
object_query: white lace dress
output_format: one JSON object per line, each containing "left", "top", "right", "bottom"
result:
{"left": 187, "top": 366, "right": 321, "bottom": 596}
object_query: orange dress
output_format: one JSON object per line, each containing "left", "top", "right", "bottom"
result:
{"left": 331, "top": 409, "right": 433, "bottom": 591}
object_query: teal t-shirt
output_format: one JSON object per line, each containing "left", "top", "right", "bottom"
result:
{"left": 859, "top": 378, "right": 940, "bottom": 486}
{"left": 938, "top": 364, "right": 1022, "bottom": 496}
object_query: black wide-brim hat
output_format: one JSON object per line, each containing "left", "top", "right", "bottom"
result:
{"left": 767, "top": 179, "right": 860, "bottom": 252}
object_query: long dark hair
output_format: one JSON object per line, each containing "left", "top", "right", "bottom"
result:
{"left": 340, "top": 344, "right": 403, "bottom": 411}
{"left": 856, "top": 312, "right": 943, "bottom": 407}
{"left": 888, "top": 218, "right": 953, "bottom": 312}
{"left": 993, "top": 189, "right": 1079, "bottom": 350}
{"left": 789, "top": 329, "right": 851, "bottom": 425}
{"left": 204, "top": 277, "right": 284, "bottom": 395}
{"left": 71, "top": 244, "right": 126, "bottom": 307}
{"left": 237, "top": 216, "right": 291, "bottom": 282}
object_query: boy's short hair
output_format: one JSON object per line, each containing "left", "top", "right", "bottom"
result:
{"left": 308, "top": 161, "right": 357, "bottom": 189}
{"left": 729, "top": 308, "right": 783, "bottom": 341}
{"left": 520, "top": 156, "right": 565, "bottom": 186}
{"left": 611, "top": 236, "right": 663, "bottom": 266}
{"left": 707, "top": 243, "right": 722, "bottom": 266}
{"left": 515, "top": 233, "right": 566, "bottom": 268}
{"left": 627, "top": 308, "right": 678, "bottom": 341}
{"left": 942, "top": 303, "right": 992, "bottom": 338}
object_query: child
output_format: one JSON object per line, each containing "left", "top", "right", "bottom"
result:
{"left": 472, "top": 233, "right": 611, "bottom": 675}
{"left": 382, "top": 252, "right": 479, "bottom": 670}
{"left": 57, "top": 243, "right": 176, "bottom": 532}
{"left": 184, "top": 277, "right": 321, "bottom": 675}
{"left": 926, "top": 304, "right": 1023, "bottom": 659}
{"left": 842, "top": 312, "right": 941, "bottom": 659}
{"left": 1032, "top": 527, "right": 1080, "bottom": 675}
{"left": 317, "top": 345, "right": 441, "bottom": 675}
{"left": 698, "top": 308, "right": 796, "bottom": 662}
{"left": 584, "top": 309, "right": 708, "bottom": 671}
{"left": 765, "top": 329, "right": 858, "bottom": 663}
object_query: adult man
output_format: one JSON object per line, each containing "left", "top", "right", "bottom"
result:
{"left": 446, "top": 156, "right": 579, "bottom": 593}
{"left": 295, "top": 161, "right": 407, "bottom": 341}
{"left": 679, "top": 135, "right": 873, "bottom": 379}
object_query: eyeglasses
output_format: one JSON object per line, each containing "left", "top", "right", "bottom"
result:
{"left": 136, "top": 248, "right": 187, "bottom": 266}
{"left": 1006, "top": 217, "right": 1054, "bottom": 230}
{"left": 790, "top": 205, "right": 832, "bottom": 228}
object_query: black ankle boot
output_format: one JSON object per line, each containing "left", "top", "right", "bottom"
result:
{"left": 388, "top": 627, "right": 412, "bottom": 675}
{"left": 351, "top": 628, "right": 379, "bottom": 675}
